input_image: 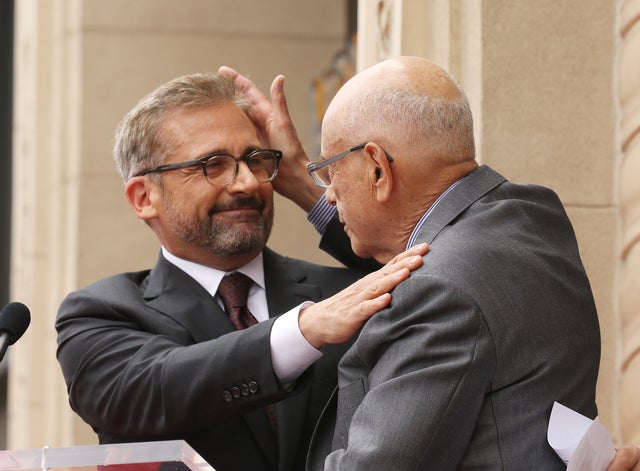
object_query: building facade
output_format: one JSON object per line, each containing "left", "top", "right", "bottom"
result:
{"left": 6, "top": 0, "right": 639, "bottom": 450}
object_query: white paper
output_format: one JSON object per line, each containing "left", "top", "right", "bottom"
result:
{"left": 547, "top": 401, "right": 616, "bottom": 471}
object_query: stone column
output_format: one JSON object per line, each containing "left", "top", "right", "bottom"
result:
{"left": 619, "top": 0, "right": 640, "bottom": 446}
{"left": 10, "top": 0, "right": 84, "bottom": 449}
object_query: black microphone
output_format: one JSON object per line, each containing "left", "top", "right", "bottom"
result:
{"left": 0, "top": 302, "right": 31, "bottom": 363}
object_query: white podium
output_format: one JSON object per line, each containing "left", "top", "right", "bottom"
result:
{"left": 0, "top": 440, "right": 214, "bottom": 471}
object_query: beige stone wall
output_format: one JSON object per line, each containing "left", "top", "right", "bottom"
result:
{"left": 8, "top": 0, "right": 634, "bottom": 453}
{"left": 619, "top": 0, "right": 640, "bottom": 446}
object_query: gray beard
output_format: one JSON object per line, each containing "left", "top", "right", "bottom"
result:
{"left": 163, "top": 194, "right": 273, "bottom": 257}
{"left": 189, "top": 214, "right": 272, "bottom": 256}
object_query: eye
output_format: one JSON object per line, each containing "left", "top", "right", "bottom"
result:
{"left": 205, "top": 156, "right": 234, "bottom": 177}
{"left": 247, "top": 152, "right": 267, "bottom": 167}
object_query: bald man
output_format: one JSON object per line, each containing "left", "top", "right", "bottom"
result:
{"left": 224, "top": 56, "right": 600, "bottom": 470}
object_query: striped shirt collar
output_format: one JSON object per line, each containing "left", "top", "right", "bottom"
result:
{"left": 406, "top": 178, "right": 463, "bottom": 249}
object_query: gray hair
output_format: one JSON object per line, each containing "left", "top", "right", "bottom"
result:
{"left": 113, "top": 72, "right": 248, "bottom": 181}
{"left": 339, "top": 83, "right": 475, "bottom": 164}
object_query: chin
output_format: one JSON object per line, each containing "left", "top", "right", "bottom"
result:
{"left": 351, "top": 241, "right": 373, "bottom": 260}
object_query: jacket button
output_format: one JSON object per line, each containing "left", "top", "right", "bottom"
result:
{"left": 248, "top": 381, "right": 258, "bottom": 394}
{"left": 223, "top": 390, "right": 233, "bottom": 402}
{"left": 231, "top": 387, "right": 241, "bottom": 398}
{"left": 241, "top": 384, "right": 249, "bottom": 396}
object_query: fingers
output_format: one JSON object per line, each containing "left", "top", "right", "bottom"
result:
{"left": 360, "top": 266, "right": 411, "bottom": 299}
{"left": 269, "top": 75, "right": 286, "bottom": 108}
{"left": 607, "top": 446, "right": 640, "bottom": 471}
{"left": 353, "top": 243, "right": 428, "bottom": 298}
{"left": 266, "top": 74, "right": 321, "bottom": 209}
{"left": 219, "top": 65, "right": 272, "bottom": 129}
{"left": 218, "top": 66, "right": 320, "bottom": 210}
{"left": 267, "top": 74, "right": 305, "bottom": 149}
{"left": 218, "top": 65, "right": 238, "bottom": 80}
{"left": 218, "top": 65, "right": 258, "bottom": 99}
{"left": 361, "top": 244, "right": 428, "bottom": 288}
{"left": 270, "top": 76, "right": 292, "bottom": 126}
{"left": 219, "top": 65, "right": 261, "bottom": 103}
{"left": 356, "top": 293, "right": 393, "bottom": 320}
{"left": 388, "top": 243, "right": 429, "bottom": 265}
{"left": 298, "top": 245, "right": 428, "bottom": 348}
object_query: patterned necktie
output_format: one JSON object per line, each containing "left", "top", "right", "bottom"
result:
{"left": 217, "top": 272, "right": 278, "bottom": 434}
{"left": 217, "top": 272, "right": 258, "bottom": 329}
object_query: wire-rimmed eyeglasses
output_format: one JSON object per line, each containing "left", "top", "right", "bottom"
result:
{"left": 306, "top": 142, "right": 394, "bottom": 188}
{"left": 134, "top": 149, "right": 283, "bottom": 187}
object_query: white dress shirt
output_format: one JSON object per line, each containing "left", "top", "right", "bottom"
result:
{"left": 161, "top": 247, "right": 322, "bottom": 384}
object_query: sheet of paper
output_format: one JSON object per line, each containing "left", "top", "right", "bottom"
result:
{"left": 547, "top": 401, "right": 616, "bottom": 471}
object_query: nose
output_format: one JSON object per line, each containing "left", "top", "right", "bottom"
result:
{"left": 325, "top": 185, "right": 337, "bottom": 206}
{"left": 227, "top": 161, "right": 260, "bottom": 193}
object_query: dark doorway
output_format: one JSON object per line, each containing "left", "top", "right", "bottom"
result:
{"left": 0, "top": 0, "right": 15, "bottom": 450}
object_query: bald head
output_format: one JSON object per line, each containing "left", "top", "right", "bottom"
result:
{"left": 353, "top": 56, "right": 462, "bottom": 100}
{"left": 322, "top": 56, "right": 476, "bottom": 168}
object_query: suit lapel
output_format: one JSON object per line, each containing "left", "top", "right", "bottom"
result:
{"left": 142, "top": 249, "right": 323, "bottom": 470}
{"left": 416, "top": 165, "right": 506, "bottom": 244}
{"left": 263, "top": 248, "right": 323, "bottom": 312}
{"left": 307, "top": 387, "right": 339, "bottom": 471}
{"left": 142, "top": 254, "right": 235, "bottom": 343}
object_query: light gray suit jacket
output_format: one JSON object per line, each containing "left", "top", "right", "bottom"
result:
{"left": 56, "top": 248, "right": 366, "bottom": 471}
{"left": 308, "top": 165, "right": 600, "bottom": 470}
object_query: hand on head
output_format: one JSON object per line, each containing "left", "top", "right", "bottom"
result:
{"left": 218, "top": 66, "right": 323, "bottom": 212}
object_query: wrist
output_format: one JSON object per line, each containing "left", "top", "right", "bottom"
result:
{"left": 298, "top": 305, "right": 325, "bottom": 349}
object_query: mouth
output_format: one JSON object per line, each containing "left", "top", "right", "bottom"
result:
{"left": 209, "top": 198, "right": 265, "bottom": 218}
{"left": 339, "top": 219, "right": 350, "bottom": 235}
{"left": 211, "top": 208, "right": 263, "bottom": 222}
{"left": 335, "top": 211, "right": 346, "bottom": 230}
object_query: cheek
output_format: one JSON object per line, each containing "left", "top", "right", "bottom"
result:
{"left": 332, "top": 177, "right": 364, "bottom": 215}
{"left": 258, "top": 185, "right": 274, "bottom": 208}
{"left": 188, "top": 185, "right": 224, "bottom": 215}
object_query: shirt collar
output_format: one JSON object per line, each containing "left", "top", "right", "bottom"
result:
{"left": 161, "top": 247, "right": 265, "bottom": 298}
{"left": 406, "top": 177, "right": 464, "bottom": 249}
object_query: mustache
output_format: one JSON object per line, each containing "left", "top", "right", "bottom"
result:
{"left": 209, "top": 196, "right": 265, "bottom": 215}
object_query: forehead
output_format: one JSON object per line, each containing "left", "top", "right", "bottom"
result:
{"left": 319, "top": 120, "right": 346, "bottom": 157}
{"left": 162, "top": 102, "right": 259, "bottom": 155}
{"left": 320, "top": 92, "right": 360, "bottom": 157}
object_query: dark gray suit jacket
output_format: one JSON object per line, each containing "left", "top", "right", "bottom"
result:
{"left": 307, "top": 165, "right": 601, "bottom": 470}
{"left": 56, "top": 247, "right": 366, "bottom": 471}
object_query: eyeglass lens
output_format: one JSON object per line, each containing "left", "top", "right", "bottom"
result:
{"left": 311, "top": 166, "right": 332, "bottom": 188}
{"left": 205, "top": 151, "right": 278, "bottom": 186}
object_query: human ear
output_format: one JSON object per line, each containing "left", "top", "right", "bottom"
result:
{"left": 125, "top": 176, "right": 160, "bottom": 221}
{"left": 366, "top": 144, "right": 393, "bottom": 202}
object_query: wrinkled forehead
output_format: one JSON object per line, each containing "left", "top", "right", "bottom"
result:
{"left": 320, "top": 102, "right": 345, "bottom": 150}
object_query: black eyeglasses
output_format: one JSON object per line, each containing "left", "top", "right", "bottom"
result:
{"left": 135, "top": 149, "right": 283, "bottom": 187}
{"left": 306, "top": 142, "right": 393, "bottom": 188}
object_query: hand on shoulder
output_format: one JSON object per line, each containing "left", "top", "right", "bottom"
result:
{"left": 607, "top": 446, "right": 640, "bottom": 471}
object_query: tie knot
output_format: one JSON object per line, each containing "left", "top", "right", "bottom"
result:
{"left": 218, "top": 272, "right": 253, "bottom": 310}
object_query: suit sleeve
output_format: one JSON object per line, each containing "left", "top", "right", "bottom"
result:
{"left": 323, "top": 273, "right": 496, "bottom": 470}
{"left": 55, "top": 284, "right": 295, "bottom": 437}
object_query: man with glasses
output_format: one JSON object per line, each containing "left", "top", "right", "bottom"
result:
{"left": 55, "top": 72, "right": 427, "bottom": 471}
{"left": 222, "top": 57, "right": 608, "bottom": 470}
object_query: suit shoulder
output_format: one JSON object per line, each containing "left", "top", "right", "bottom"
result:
{"left": 82, "top": 269, "right": 150, "bottom": 294}
{"left": 60, "top": 269, "right": 152, "bottom": 311}
{"left": 263, "top": 247, "right": 367, "bottom": 282}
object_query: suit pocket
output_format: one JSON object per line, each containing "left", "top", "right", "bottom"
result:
{"left": 332, "top": 378, "right": 366, "bottom": 450}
